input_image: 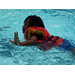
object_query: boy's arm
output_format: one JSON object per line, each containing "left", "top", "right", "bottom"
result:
{"left": 9, "top": 35, "right": 38, "bottom": 46}
{"left": 20, "top": 36, "right": 38, "bottom": 46}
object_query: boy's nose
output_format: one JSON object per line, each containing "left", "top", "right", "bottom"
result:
{"left": 23, "top": 25, "right": 24, "bottom": 27}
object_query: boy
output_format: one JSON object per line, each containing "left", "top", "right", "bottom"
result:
{"left": 9, "top": 15, "right": 75, "bottom": 54}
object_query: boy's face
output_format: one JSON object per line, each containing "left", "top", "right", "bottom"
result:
{"left": 22, "top": 19, "right": 30, "bottom": 33}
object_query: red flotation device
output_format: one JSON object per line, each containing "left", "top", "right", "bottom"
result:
{"left": 24, "top": 27, "right": 64, "bottom": 50}
{"left": 25, "top": 27, "right": 50, "bottom": 42}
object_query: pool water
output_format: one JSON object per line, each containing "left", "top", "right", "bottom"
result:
{"left": 0, "top": 9, "right": 75, "bottom": 65}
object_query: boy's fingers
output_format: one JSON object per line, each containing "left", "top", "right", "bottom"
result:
{"left": 9, "top": 39, "right": 14, "bottom": 43}
{"left": 15, "top": 35, "right": 19, "bottom": 40}
{"left": 15, "top": 35, "right": 17, "bottom": 39}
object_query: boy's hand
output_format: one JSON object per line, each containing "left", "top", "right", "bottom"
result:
{"left": 9, "top": 39, "right": 21, "bottom": 46}
{"left": 9, "top": 35, "right": 21, "bottom": 46}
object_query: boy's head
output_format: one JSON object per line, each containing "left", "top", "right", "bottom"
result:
{"left": 22, "top": 15, "right": 45, "bottom": 33}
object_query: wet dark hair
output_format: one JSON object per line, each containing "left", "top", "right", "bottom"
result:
{"left": 24, "top": 15, "right": 45, "bottom": 28}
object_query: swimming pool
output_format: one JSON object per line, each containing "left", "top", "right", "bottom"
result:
{"left": 0, "top": 9, "right": 75, "bottom": 65}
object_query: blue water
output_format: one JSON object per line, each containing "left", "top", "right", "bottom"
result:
{"left": 0, "top": 9, "right": 75, "bottom": 65}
